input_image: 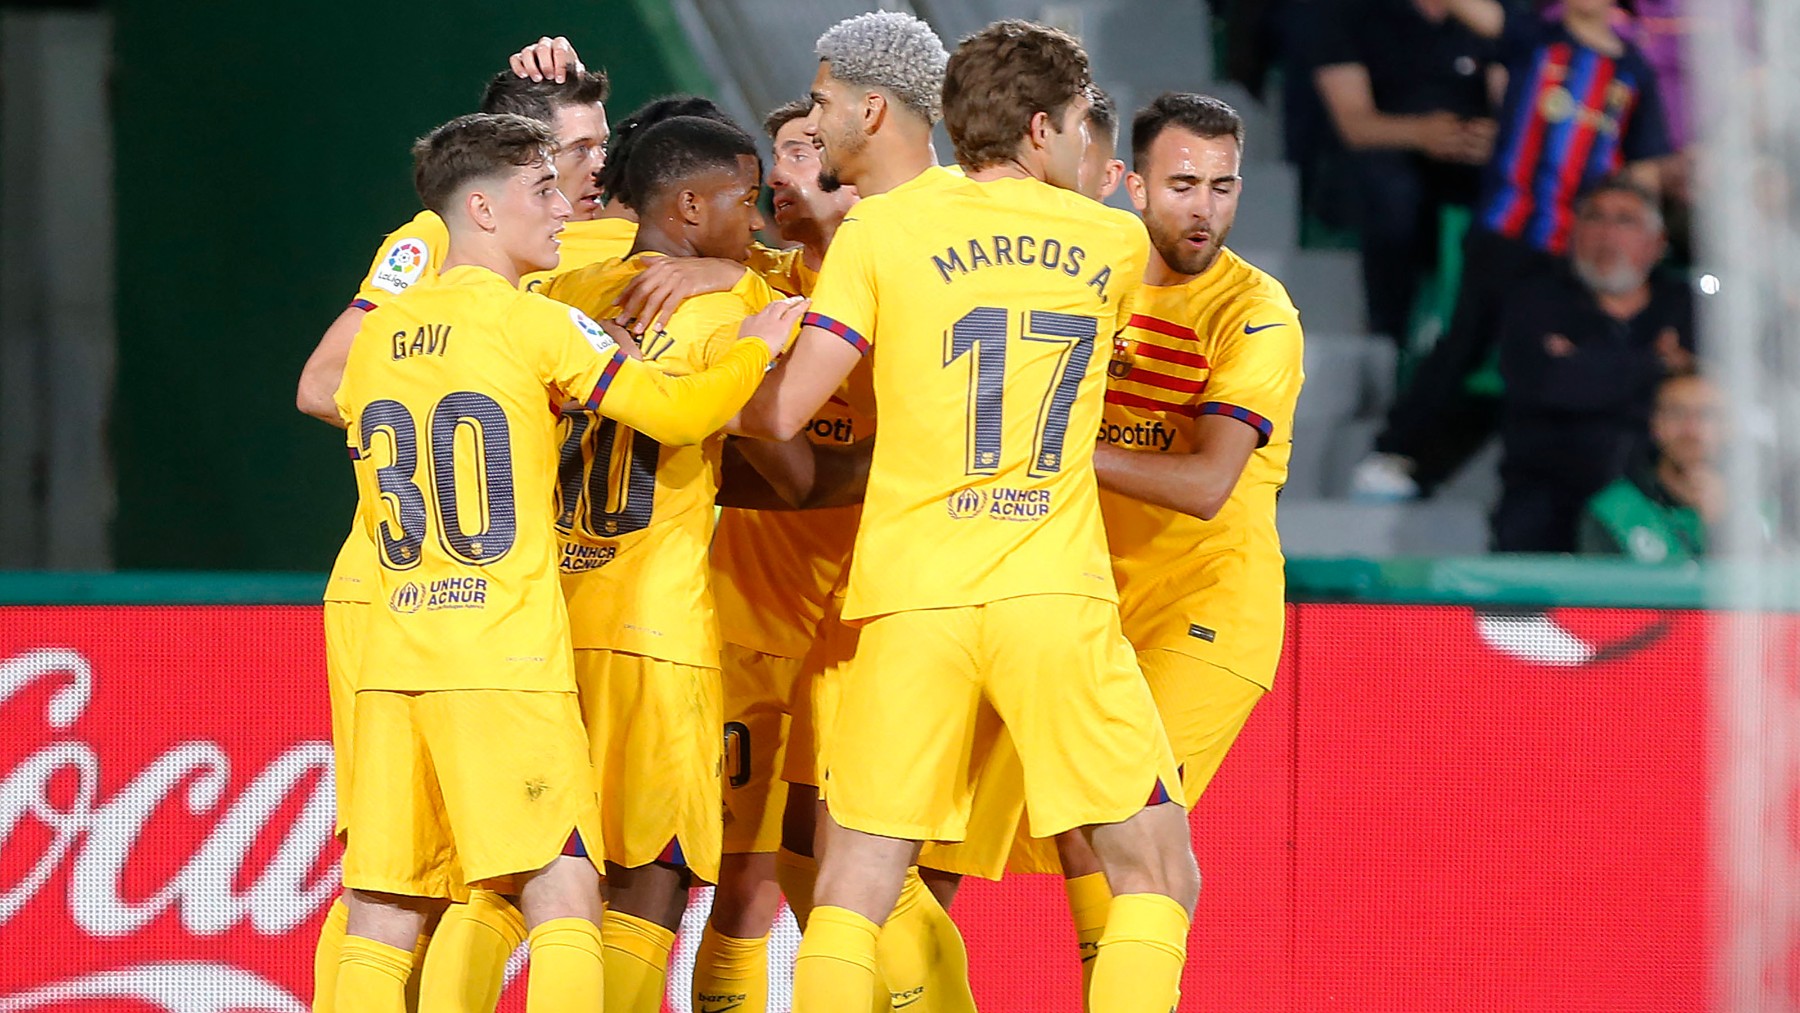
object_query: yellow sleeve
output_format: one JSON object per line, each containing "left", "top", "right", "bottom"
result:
{"left": 802, "top": 213, "right": 878, "bottom": 354}
{"left": 1199, "top": 293, "right": 1304, "bottom": 448}
{"left": 599, "top": 342, "right": 773, "bottom": 445}
{"left": 524, "top": 294, "right": 774, "bottom": 446}
{"left": 350, "top": 211, "right": 449, "bottom": 308}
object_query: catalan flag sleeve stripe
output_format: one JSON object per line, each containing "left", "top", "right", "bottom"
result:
{"left": 1197, "top": 401, "right": 1273, "bottom": 447}
{"left": 802, "top": 312, "right": 870, "bottom": 355}
{"left": 585, "top": 349, "right": 628, "bottom": 410}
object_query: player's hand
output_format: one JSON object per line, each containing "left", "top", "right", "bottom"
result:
{"left": 616, "top": 257, "right": 750, "bottom": 335}
{"left": 597, "top": 317, "right": 646, "bottom": 360}
{"left": 510, "top": 36, "right": 583, "bottom": 83}
{"left": 739, "top": 297, "right": 810, "bottom": 357}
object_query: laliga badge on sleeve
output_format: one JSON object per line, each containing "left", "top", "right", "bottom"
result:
{"left": 570, "top": 307, "right": 618, "bottom": 355}
{"left": 371, "top": 237, "right": 430, "bottom": 294}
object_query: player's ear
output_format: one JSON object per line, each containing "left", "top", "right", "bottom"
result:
{"left": 1125, "top": 171, "right": 1149, "bottom": 212}
{"left": 678, "top": 188, "right": 704, "bottom": 226}
{"left": 1027, "top": 109, "right": 1053, "bottom": 153}
{"left": 466, "top": 187, "right": 497, "bottom": 232}
{"left": 1100, "top": 159, "right": 1126, "bottom": 201}
{"left": 861, "top": 90, "right": 885, "bottom": 136}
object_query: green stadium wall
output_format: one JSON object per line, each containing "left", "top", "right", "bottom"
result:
{"left": 109, "top": 2, "right": 705, "bottom": 570}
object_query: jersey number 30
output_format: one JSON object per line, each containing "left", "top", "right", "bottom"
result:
{"left": 359, "top": 393, "right": 516, "bottom": 570}
{"left": 945, "top": 307, "right": 1097, "bottom": 477}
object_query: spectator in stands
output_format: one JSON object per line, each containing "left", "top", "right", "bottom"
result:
{"left": 1351, "top": 0, "right": 1674, "bottom": 501}
{"left": 1578, "top": 371, "right": 1717, "bottom": 561}
{"left": 1312, "top": 0, "right": 1500, "bottom": 346}
{"left": 1492, "top": 179, "right": 1694, "bottom": 552}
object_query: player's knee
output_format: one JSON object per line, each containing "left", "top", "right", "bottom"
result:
{"left": 711, "top": 855, "right": 783, "bottom": 934}
{"left": 517, "top": 855, "right": 603, "bottom": 926}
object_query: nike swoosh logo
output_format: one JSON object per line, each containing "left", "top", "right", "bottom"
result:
{"left": 700, "top": 1006, "right": 743, "bottom": 1013}
{"left": 892, "top": 1000, "right": 922, "bottom": 1010}
{"left": 1243, "top": 322, "right": 1286, "bottom": 334}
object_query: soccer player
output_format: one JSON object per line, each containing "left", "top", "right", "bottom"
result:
{"left": 537, "top": 115, "right": 786, "bottom": 1013}
{"left": 300, "top": 39, "right": 611, "bottom": 1013}
{"left": 691, "top": 98, "right": 864, "bottom": 1013}
{"left": 1078, "top": 86, "right": 1128, "bottom": 203}
{"left": 331, "top": 111, "right": 795, "bottom": 1013}
{"left": 735, "top": 21, "right": 1199, "bottom": 1013}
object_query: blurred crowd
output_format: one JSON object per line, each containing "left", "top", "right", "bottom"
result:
{"left": 1216, "top": 0, "right": 1709, "bottom": 559}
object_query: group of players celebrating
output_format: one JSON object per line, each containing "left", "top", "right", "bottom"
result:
{"left": 297, "top": 11, "right": 1304, "bottom": 1013}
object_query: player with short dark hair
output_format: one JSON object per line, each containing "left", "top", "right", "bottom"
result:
{"left": 1078, "top": 85, "right": 1127, "bottom": 202}
{"left": 330, "top": 110, "right": 793, "bottom": 1013}
{"left": 692, "top": 97, "right": 867, "bottom": 1013}
{"left": 538, "top": 113, "right": 810, "bottom": 1013}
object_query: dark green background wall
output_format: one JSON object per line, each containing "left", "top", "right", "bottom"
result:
{"left": 111, "top": 2, "right": 701, "bottom": 569}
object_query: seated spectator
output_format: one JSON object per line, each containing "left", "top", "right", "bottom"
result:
{"left": 1578, "top": 371, "right": 1717, "bottom": 561}
{"left": 1492, "top": 179, "right": 1694, "bottom": 552}
{"left": 1312, "top": 0, "right": 1500, "bottom": 346}
{"left": 1351, "top": 0, "right": 1674, "bottom": 501}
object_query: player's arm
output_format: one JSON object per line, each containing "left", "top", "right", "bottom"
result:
{"left": 576, "top": 299, "right": 805, "bottom": 446}
{"left": 731, "top": 213, "right": 876, "bottom": 440}
{"left": 613, "top": 258, "right": 757, "bottom": 335}
{"left": 1094, "top": 419, "right": 1260, "bottom": 522}
{"left": 729, "top": 325, "right": 862, "bottom": 441}
{"left": 717, "top": 433, "right": 872, "bottom": 509}
{"left": 296, "top": 304, "right": 364, "bottom": 427}
{"left": 1097, "top": 301, "right": 1303, "bottom": 520}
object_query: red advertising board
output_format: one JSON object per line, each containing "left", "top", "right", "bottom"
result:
{"left": 0, "top": 603, "right": 1712, "bottom": 1011}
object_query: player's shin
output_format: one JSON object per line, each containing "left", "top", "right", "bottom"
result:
{"left": 601, "top": 908, "right": 677, "bottom": 1013}
{"left": 312, "top": 896, "right": 350, "bottom": 1012}
{"left": 416, "top": 891, "right": 527, "bottom": 1013}
{"left": 525, "top": 918, "right": 605, "bottom": 1013}
{"left": 335, "top": 936, "right": 414, "bottom": 1013}
{"left": 693, "top": 924, "right": 771, "bottom": 1013}
{"left": 793, "top": 906, "right": 882, "bottom": 1013}
{"left": 876, "top": 868, "right": 976, "bottom": 1013}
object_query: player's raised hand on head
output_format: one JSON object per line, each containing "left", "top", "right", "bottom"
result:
{"left": 617, "top": 257, "right": 750, "bottom": 335}
{"left": 739, "top": 297, "right": 809, "bottom": 357}
{"left": 510, "top": 36, "right": 583, "bottom": 83}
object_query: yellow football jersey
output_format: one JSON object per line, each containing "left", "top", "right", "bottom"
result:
{"left": 804, "top": 168, "right": 1149, "bottom": 620}
{"left": 542, "top": 253, "right": 779, "bottom": 667}
{"left": 1100, "top": 247, "right": 1304, "bottom": 689}
{"left": 350, "top": 210, "right": 450, "bottom": 311}
{"left": 711, "top": 390, "right": 871, "bottom": 659}
{"left": 523, "top": 216, "right": 638, "bottom": 292}
{"left": 339, "top": 264, "right": 774, "bottom": 690}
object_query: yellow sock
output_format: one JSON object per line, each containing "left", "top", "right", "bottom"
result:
{"left": 1089, "top": 893, "right": 1189, "bottom": 1013}
{"left": 1065, "top": 872, "right": 1113, "bottom": 1012}
{"left": 601, "top": 909, "right": 675, "bottom": 1013}
{"left": 526, "top": 917, "right": 605, "bottom": 1013}
{"left": 312, "top": 897, "right": 350, "bottom": 1012}
{"left": 775, "top": 848, "right": 818, "bottom": 929}
{"left": 335, "top": 936, "right": 413, "bottom": 1013}
{"left": 692, "top": 924, "right": 769, "bottom": 1013}
{"left": 877, "top": 870, "right": 976, "bottom": 1013}
{"left": 404, "top": 931, "right": 431, "bottom": 1012}
{"left": 417, "top": 891, "right": 527, "bottom": 1013}
{"left": 793, "top": 905, "right": 880, "bottom": 1013}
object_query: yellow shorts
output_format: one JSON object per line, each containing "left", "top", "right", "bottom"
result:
{"left": 342, "top": 689, "right": 603, "bottom": 900}
{"left": 721, "top": 644, "right": 800, "bottom": 855}
{"left": 1141, "top": 648, "right": 1265, "bottom": 805}
{"left": 322, "top": 600, "right": 366, "bottom": 837}
{"left": 782, "top": 596, "right": 859, "bottom": 789}
{"left": 576, "top": 649, "right": 723, "bottom": 883}
{"left": 921, "top": 647, "right": 1265, "bottom": 879}
{"left": 825, "top": 594, "right": 1180, "bottom": 844}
